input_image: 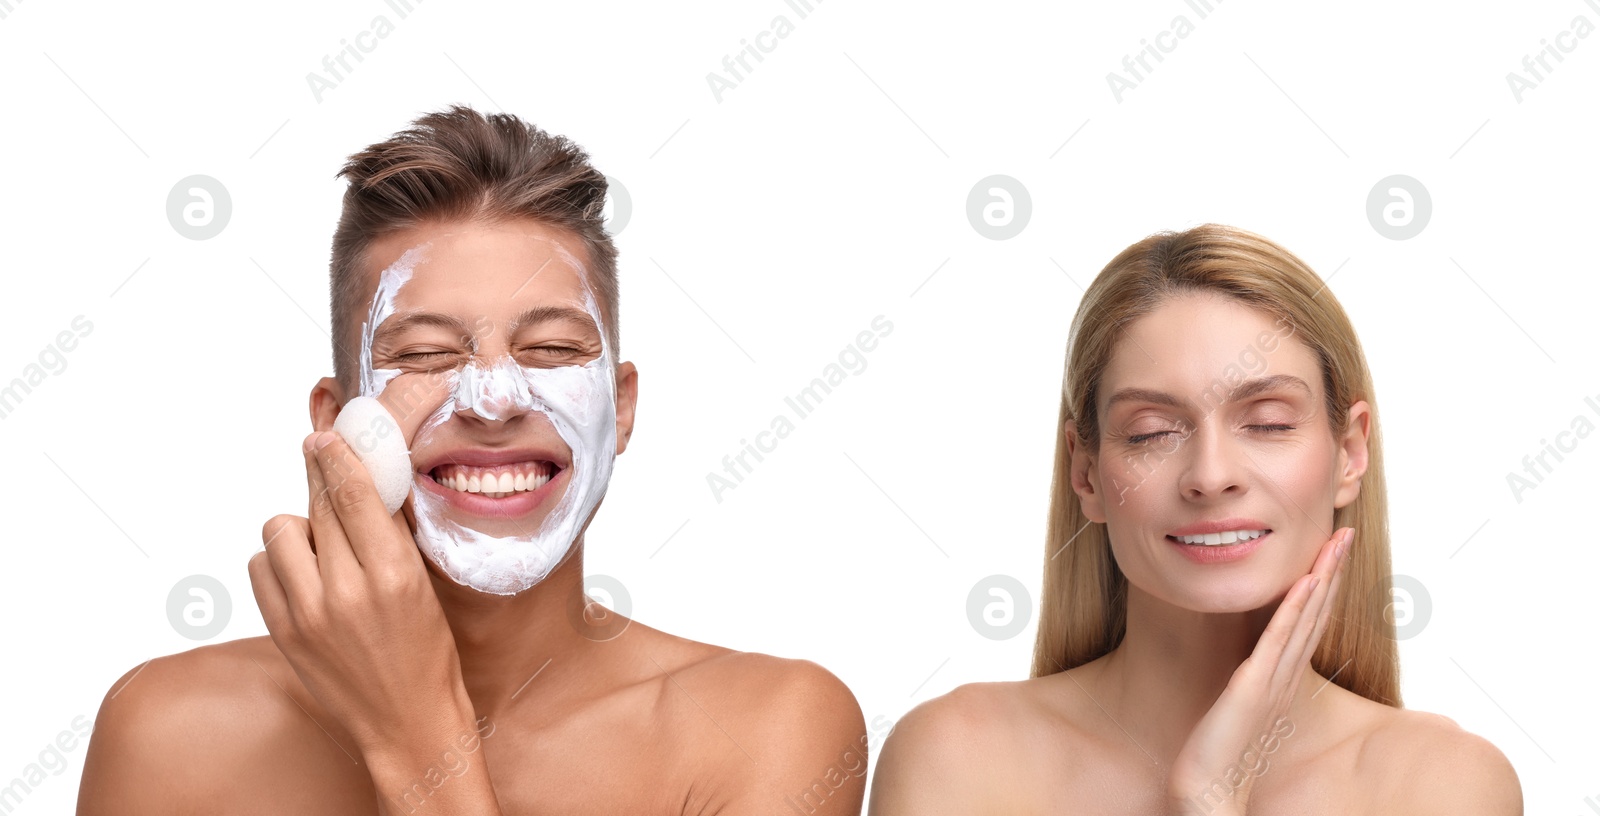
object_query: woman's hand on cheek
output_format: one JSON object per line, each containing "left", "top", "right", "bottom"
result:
{"left": 247, "top": 431, "right": 476, "bottom": 765}
{"left": 1164, "top": 526, "right": 1354, "bottom": 815}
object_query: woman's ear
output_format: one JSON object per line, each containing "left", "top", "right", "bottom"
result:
{"left": 1067, "top": 421, "right": 1108, "bottom": 523}
{"left": 1333, "top": 400, "right": 1372, "bottom": 510}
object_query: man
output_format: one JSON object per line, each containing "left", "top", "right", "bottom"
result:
{"left": 78, "top": 105, "right": 868, "bottom": 815}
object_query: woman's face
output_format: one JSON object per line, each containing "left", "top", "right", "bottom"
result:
{"left": 1070, "top": 292, "right": 1369, "bottom": 613}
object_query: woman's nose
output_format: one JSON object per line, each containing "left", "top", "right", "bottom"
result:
{"left": 1175, "top": 422, "right": 1249, "bottom": 499}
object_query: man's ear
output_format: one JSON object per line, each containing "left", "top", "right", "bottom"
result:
{"left": 310, "top": 376, "right": 345, "bottom": 432}
{"left": 614, "top": 361, "right": 638, "bottom": 456}
{"left": 1067, "top": 421, "right": 1108, "bottom": 524}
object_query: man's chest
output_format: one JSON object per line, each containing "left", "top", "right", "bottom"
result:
{"left": 217, "top": 720, "right": 706, "bottom": 815}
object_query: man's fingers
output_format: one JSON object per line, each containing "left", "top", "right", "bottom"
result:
{"left": 306, "top": 431, "right": 367, "bottom": 567}
{"left": 304, "top": 435, "right": 360, "bottom": 576}
{"left": 261, "top": 514, "right": 321, "bottom": 616}
{"left": 311, "top": 431, "right": 403, "bottom": 569}
{"left": 247, "top": 548, "right": 289, "bottom": 633}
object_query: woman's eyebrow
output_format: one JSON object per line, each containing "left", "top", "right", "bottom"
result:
{"left": 1105, "top": 374, "right": 1312, "bottom": 411}
{"left": 1228, "top": 374, "right": 1313, "bottom": 402}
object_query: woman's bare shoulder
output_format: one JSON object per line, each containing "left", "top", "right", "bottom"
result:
{"left": 869, "top": 675, "right": 1084, "bottom": 815}
{"left": 892, "top": 674, "right": 1082, "bottom": 748}
{"left": 1355, "top": 704, "right": 1522, "bottom": 813}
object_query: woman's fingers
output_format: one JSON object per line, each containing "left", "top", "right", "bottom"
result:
{"left": 1260, "top": 528, "right": 1347, "bottom": 689}
{"left": 1301, "top": 529, "right": 1353, "bottom": 669}
{"left": 1274, "top": 528, "right": 1353, "bottom": 689}
{"left": 1251, "top": 567, "right": 1320, "bottom": 680}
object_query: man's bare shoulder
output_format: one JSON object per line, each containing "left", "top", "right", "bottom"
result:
{"left": 1358, "top": 706, "right": 1522, "bottom": 813}
{"left": 79, "top": 637, "right": 364, "bottom": 814}
{"left": 618, "top": 623, "right": 868, "bottom": 811}
{"left": 86, "top": 636, "right": 286, "bottom": 753}
{"left": 634, "top": 625, "right": 864, "bottom": 749}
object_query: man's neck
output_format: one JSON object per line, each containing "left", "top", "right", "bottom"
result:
{"left": 426, "top": 542, "right": 599, "bottom": 717}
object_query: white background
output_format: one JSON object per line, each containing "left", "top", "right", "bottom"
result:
{"left": 2, "top": 0, "right": 1597, "bottom": 811}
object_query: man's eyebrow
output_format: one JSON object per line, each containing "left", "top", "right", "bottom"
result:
{"left": 508, "top": 305, "right": 600, "bottom": 337}
{"left": 374, "top": 311, "right": 472, "bottom": 337}
{"left": 1105, "top": 374, "right": 1313, "bottom": 411}
{"left": 372, "top": 307, "right": 599, "bottom": 338}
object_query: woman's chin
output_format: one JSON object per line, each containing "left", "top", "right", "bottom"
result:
{"left": 1160, "top": 580, "right": 1288, "bottom": 615}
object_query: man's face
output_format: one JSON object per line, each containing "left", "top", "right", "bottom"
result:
{"left": 346, "top": 217, "right": 626, "bottom": 595}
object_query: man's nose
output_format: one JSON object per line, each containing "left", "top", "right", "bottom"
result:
{"left": 454, "top": 356, "right": 540, "bottom": 422}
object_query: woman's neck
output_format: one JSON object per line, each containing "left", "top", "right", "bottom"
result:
{"left": 1075, "top": 582, "right": 1330, "bottom": 765}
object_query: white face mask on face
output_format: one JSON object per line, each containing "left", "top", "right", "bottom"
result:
{"left": 356, "top": 243, "right": 618, "bottom": 595}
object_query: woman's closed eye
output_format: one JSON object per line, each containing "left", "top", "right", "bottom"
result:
{"left": 1127, "top": 424, "right": 1296, "bottom": 445}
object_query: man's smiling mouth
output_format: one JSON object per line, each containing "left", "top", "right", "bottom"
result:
{"left": 429, "top": 461, "right": 560, "bottom": 499}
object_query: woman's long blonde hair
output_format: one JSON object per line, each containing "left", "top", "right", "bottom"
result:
{"left": 1030, "top": 224, "right": 1401, "bottom": 707}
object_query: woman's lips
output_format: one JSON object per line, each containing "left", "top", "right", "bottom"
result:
{"left": 1166, "top": 530, "right": 1271, "bottom": 564}
{"left": 414, "top": 466, "right": 567, "bottom": 519}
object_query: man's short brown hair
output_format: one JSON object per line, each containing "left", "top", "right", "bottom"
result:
{"left": 328, "top": 104, "right": 619, "bottom": 389}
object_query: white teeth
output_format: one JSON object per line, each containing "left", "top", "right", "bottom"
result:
{"left": 1174, "top": 529, "right": 1267, "bottom": 546}
{"left": 432, "top": 462, "right": 556, "bottom": 497}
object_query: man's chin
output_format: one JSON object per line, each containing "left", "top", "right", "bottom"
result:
{"left": 414, "top": 534, "right": 574, "bottom": 597}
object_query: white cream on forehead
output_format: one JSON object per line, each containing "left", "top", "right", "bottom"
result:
{"left": 356, "top": 241, "right": 617, "bottom": 595}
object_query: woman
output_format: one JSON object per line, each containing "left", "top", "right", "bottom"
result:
{"left": 869, "top": 225, "right": 1521, "bottom": 814}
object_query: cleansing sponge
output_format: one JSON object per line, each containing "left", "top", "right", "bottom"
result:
{"left": 332, "top": 396, "right": 412, "bottom": 514}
